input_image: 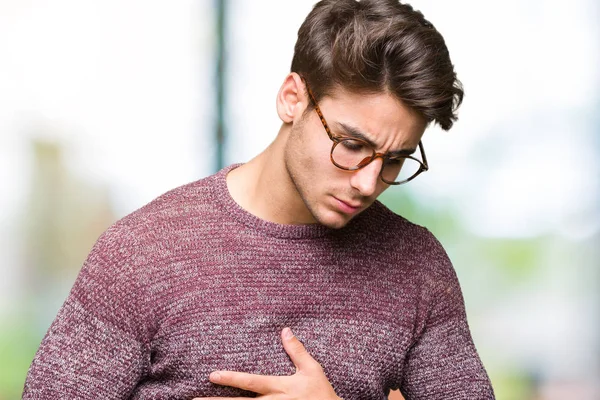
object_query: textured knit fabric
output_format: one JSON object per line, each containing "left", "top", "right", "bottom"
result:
{"left": 23, "top": 164, "right": 495, "bottom": 399}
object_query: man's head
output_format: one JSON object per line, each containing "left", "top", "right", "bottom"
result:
{"left": 274, "top": 0, "right": 462, "bottom": 229}
{"left": 291, "top": 0, "right": 463, "bottom": 131}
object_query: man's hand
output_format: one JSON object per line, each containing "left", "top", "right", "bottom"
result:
{"left": 194, "top": 327, "right": 342, "bottom": 400}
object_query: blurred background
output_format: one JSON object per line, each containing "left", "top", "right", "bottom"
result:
{"left": 0, "top": 0, "right": 598, "bottom": 399}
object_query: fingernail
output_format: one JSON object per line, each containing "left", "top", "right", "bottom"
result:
{"left": 209, "top": 372, "right": 221, "bottom": 382}
{"left": 282, "top": 327, "right": 294, "bottom": 339}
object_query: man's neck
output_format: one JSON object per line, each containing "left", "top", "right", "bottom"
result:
{"left": 226, "top": 129, "right": 317, "bottom": 225}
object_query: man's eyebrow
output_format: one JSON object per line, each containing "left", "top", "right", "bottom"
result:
{"left": 336, "top": 122, "right": 417, "bottom": 157}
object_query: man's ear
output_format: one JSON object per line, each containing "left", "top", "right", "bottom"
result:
{"left": 276, "top": 73, "right": 308, "bottom": 123}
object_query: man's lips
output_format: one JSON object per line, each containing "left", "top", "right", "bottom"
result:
{"left": 333, "top": 197, "right": 362, "bottom": 214}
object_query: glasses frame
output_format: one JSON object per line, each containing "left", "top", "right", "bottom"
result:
{"left": 303, "top": 79, "right": 429, "bottom": 185}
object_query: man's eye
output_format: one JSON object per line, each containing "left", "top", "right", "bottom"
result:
{"left": 386, "top": 158, "right": 404, "bottom": 166}
{"left": 341, "top": 140, "right": 366, "bottom": 152}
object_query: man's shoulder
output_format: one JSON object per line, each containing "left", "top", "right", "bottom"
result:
{"left": 361, "top": 200, "right": 433, "bottom": 241}
{"left": 96, "top": 170, "right": 226, "bottom": 251}
{"left": 360, "top": 201, "right": 455, "bottom": 279}
{"left": 136, "top": 172, "right": 219, "bottom": 217}
{"left": 79, "top": 171, "right": 228, "bottom": 279}
{"left": 122, "top": 170, "right": 224, "bottom": 229}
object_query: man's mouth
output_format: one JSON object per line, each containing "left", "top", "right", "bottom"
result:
{"left": 333, "top": 197, "right": 362, "bottom": 214}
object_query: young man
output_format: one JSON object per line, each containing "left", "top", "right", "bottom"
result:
{"left": 23, "top": 0, "right": 495, "bottom": 399}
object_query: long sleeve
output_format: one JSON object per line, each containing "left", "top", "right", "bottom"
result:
{"left": 22, "top": 225, "right": 152, "bottom": 399}
{"left": 399, "top": 239, "right": 495, "bottom": 399}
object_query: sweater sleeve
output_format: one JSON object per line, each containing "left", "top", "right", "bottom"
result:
{"left": 399, "top": 243, "right": 495, "bottom": 400}
{"left": 22, "top": 225, "right": 152, "bottom": 399}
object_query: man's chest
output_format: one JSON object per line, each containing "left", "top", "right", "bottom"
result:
{"left": 135, "top": 246, "right": 423, "bottom": 399}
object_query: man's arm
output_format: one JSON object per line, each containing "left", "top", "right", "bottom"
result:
{"left": 399, "top": 258, "right": 495, "bottom": 400}
{"left": 22, "top": 226, "right": 151, "bottom": 399}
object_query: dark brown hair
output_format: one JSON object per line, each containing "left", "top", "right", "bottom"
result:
{"left": 291, "top": 0, "right": 463, "bottom": 130}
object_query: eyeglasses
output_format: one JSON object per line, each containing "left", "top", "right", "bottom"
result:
{"left": 303, "top": 80, "right": 429, "bottom": 185}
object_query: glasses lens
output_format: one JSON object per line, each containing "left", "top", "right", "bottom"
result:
{"left": 381, "top": 157, "right": 422, "bottom": 183}
{"left": 331, "top": 139, "right": 374, "bottom": 170}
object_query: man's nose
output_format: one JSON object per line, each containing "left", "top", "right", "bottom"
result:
{"left": 349, "top": 157, "right": 382, "bottom": 197}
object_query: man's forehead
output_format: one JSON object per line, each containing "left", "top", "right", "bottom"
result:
{"left": 333, "top": 121, "right": 420, "bottom": 157}
{"left": 321, "top": 85, "right": 425, "bottom": 124}
{"left": 319, "top": 90, "right": 423, "bottom": 138}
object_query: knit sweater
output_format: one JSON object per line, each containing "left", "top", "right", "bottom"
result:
{"left": 23, "top": 164, "right": 495, "bottom": 399}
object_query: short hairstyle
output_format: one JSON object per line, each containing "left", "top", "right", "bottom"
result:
{"left": 291, "top": 0, "right": 464, "bottom": 131}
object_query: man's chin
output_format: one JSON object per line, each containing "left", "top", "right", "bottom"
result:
{"left": 314, "top": 209, "right": 355, "bottom": 230}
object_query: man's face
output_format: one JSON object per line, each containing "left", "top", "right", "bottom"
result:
{"left": 283, "top": 87, "right": 427, "bottom": 229}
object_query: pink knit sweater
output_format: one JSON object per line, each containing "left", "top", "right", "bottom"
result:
{"left": 23, "top": 164, "right": 494, "bottom": 399}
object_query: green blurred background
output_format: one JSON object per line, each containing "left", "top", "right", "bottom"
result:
{"left": 0, "top": 1, "right": 598, "bottom": 399}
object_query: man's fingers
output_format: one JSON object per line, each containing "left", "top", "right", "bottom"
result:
{"left": 205, "top": 370, "right": 277, "bottom": 394}
{"left": 280, "top": 327, "right": 321, "bottom": 372}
